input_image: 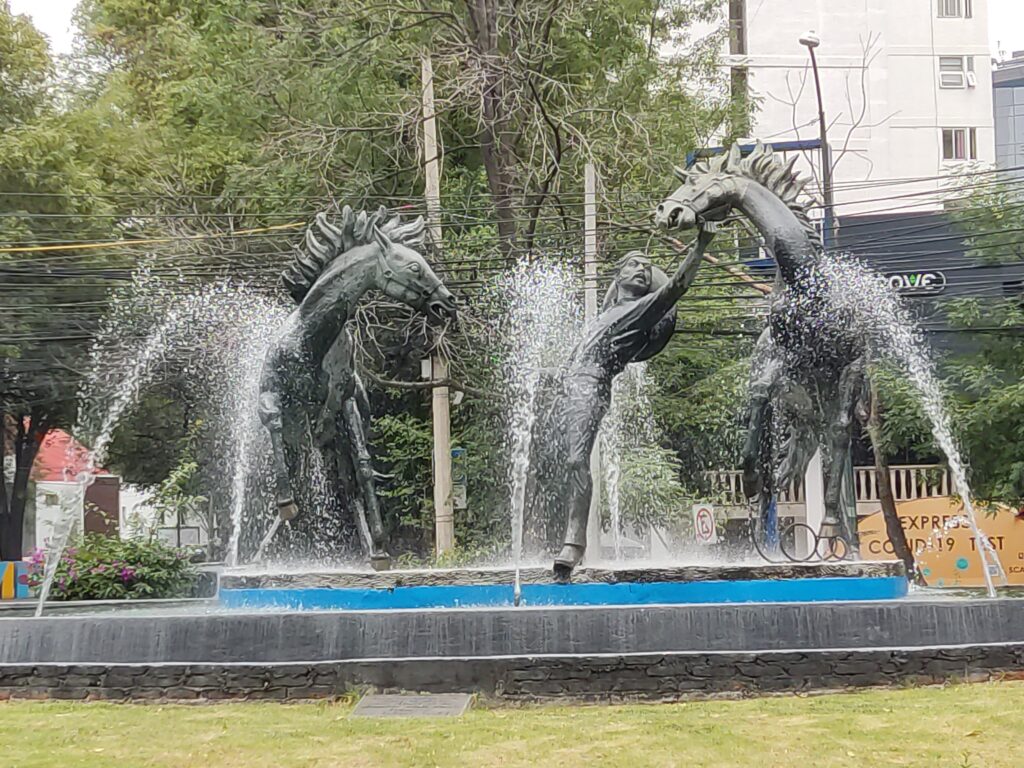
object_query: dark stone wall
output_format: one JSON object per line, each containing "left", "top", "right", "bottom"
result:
{"left": 0, "top": 644, "right": 1021, "bottom": 702}
{"left": 3, "top": 599, "right": 1024, "bottom": 664}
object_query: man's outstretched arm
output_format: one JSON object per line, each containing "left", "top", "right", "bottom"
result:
{"left": 636, "top": 227, "right": 716, "bottom": 324}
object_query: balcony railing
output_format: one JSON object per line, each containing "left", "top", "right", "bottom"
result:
{"left": 705, "top": 464, "right": 953, "bottom": 508}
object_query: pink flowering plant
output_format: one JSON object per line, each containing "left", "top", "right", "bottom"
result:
{"left": 27, "top": 534, "right": 198, "bottom": 601}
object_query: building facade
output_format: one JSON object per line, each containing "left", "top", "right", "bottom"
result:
{"left": 724, "top": 0, "right": 995, "bottom": 214}
{"left": 716, "top": 0, "right": 1024, "bottom": 343}
{"left": 993, "top": 51, "right": 1024, "bottom": 176}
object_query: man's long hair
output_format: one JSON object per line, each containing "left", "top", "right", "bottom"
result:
{"left": 601, "top": 251, "right": 669, "bottom": 310}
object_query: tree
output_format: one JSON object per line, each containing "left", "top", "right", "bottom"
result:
{"left": 26, "top": 0, "right": 741, "bottom": 556}
{"left": 868, "top": 174, "right": 1024, "bottom": 509}
{"left": 0, "top": 4, "right": 123, "bottom": 558}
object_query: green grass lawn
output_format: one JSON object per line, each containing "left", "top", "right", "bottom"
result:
{"left": 2, "top": 683, "right": 1020, "bottom": 767}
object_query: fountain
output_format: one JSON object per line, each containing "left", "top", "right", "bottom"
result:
{"left": 655, "top": 141, "right": 1006, "bottom": 595}
{"left": 6, "top": 145, "right": 1024, "bottom": 704}
{"left": 494, "top": 261, "right": 582, "bottom": 603}
{"left": 33, "top": 279, "right": 289, "bottom": 614}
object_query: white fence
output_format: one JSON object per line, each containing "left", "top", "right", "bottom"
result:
{"left": 705, "top": 464, "right": 953, "bottom": 518}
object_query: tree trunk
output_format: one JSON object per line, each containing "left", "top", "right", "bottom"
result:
{"left": 865, "top": 380, "right": 918, "bottom": 583}
{"left": 464, "top": 0, "right": 518, "bottom": 255}
{"left": 0, "top": 411, "right": 47, "bottom": 561}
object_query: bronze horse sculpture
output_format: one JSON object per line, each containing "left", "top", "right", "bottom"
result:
{"left": 257, "top": 207, "right": 457, "bottom": 567}
{"left": 655, "top": 141, "right": 865, "bottom": 549}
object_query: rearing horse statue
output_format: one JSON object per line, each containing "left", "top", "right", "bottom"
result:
{"left": 258, "top": 207, "right": 458, "bottom": 567}
{"left": 655, "top": 142, "right": 865, "bottom": 548}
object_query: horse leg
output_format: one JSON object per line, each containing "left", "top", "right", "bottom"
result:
{"left": 824, "top": 359, "right": 866, "bottom": 548}
{"left": 742, "top": 329, "right": 781, "bottom": 502}
{"left": 257, "top": 386, "right": 299, "bottom": 523}
{"left": 342, "top": 396, "right": 390, "bottom": 570}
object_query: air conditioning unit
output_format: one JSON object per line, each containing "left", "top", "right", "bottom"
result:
{"left": 966, "top": 71, "right": 978, "bottom": 88}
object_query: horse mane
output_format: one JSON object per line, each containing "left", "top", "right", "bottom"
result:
{"left": 282, "top": 206, "right": 427, "bottom": 303}
{"left": 685, "top": 141, "right": 823, "bottom": 253}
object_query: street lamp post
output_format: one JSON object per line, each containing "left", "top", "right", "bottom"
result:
{"left": 799, "top": 31, "right": 835, "bottom": 250}
{"left": 798, "top": 31, "right": 848, "bottom": 551}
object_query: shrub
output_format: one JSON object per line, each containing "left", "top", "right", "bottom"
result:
{"left": 27, "top": 535, "right": 199, "bottom": 601}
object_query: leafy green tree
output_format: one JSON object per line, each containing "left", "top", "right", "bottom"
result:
{"left": 6, "top": 0, "right": 743, "bottom": 557}
{"left": 872, "top": 176, "right": 1024, "bottom": 507}
{"left": 0, "top": 4, "right": 122, "bottom": 558}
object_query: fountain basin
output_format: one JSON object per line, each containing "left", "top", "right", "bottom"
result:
{"left": 4, "top": 584, "right": 1024, "bottom": 701}
{"left": 217, "top": 561, "right": 908, "bottom": 611}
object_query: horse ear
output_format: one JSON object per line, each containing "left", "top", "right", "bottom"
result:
{"left": 372, "top": 225, "right": 393, "bottom": 262}
{"left": 726, "top": 142, "right": 743, "bottom": 169}
{"left": 354, "top": 211, "right": 369, "bottom": 240}
{"left": 673, "top": 165, "right": 690, "bottom": 182}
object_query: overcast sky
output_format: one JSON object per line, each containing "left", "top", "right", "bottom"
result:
{"left": 9, "top": 0, "right": 1024, "bottom": 61}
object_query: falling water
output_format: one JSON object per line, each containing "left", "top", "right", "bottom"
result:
{"left": 35, "top": 308, "right": 188, "bottom": 616}
{"left": 601, "top": 428, "right": 623, "bottom": 560}
{"left": 35, "top": 278, "right": 290, "bottom": 614}
{"left": 813, "top": 255, "right": 1006, "bottom": 596}
{"left": 494, "top": 262, "right": 581, "bottom": 592}
{"left": 599, "top": 362, "right": 669, "bottom": 561}
{"left": 224, "top": 313, "right": 296, "bottom": 566}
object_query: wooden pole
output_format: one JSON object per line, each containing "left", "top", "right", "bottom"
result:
{"left": 584, "top": 164, "right": 599, "bottom": 320}
{"left": 584, "top": 163, "right": 602, "bottom": 560}
{"left": 422, "top": 54, "right": 454, "bottom": 554}
{"left": 431, "top": 354, "right": 454, "bottom": 554}
{"left": 421, "top": 54, "right": 443, "bottom": 249}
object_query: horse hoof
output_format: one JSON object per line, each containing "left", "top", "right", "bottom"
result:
{"left": 278, "top": 501, "right": 299, "bottom": 521}
{"left": 369, "top": 553, "right": 391, "bottom": 572}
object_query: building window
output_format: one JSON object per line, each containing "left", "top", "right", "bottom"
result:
{"left": 939, "top": 56, "right": 974, "bottom": 88}
{"left": 938, "top": 0, "right": 972, "bottom": 18}
{"left": 942, "top": 128, "right": 978, "bottom": 160}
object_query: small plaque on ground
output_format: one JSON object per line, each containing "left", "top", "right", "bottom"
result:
{"left": 350, "top": 693, "right": 474, "bottom": 718}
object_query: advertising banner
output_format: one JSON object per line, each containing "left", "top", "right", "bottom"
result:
{"left": 859, "top": 497, "right": 1024, "bottom": 587}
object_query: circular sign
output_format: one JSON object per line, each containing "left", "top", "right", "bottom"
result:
{"left": 694, "top": 505, "right": 716, "bottom": 544}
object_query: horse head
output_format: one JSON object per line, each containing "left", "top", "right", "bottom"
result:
{"left": 287, "top": 208, "right": 458, "bottom": 326}
{"left": 654, "top": 143, "right": 746, "bottom": 232}
{"left": 370, "top": 224, "right": 458, "bottom": 324}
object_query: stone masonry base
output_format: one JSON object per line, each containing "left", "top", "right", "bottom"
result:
{"left": 1, "top": 643, "right": 1022, "bottom": 703}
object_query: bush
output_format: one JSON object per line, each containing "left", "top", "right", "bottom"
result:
{"left": 27, "top": 535, "right": 199, "bottom": 601}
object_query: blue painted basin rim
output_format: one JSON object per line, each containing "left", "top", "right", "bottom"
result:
{"left": 219, "top": 576, "right": 909, "bottom": 611}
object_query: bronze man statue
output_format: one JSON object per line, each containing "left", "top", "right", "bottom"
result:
{"left": 552, "top": 228, "right": 714, "bottom": 579}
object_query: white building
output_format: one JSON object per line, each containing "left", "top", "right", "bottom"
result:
{"left": 722, "top": 0, "right": 994, "bottom": 214}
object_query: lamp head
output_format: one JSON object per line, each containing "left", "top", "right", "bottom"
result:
{"left": 799, "top": 31, "right": 821, "bottom": 49}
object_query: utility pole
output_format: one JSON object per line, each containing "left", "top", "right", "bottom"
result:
{"left": 422, "top": 54, "right": 443, "bottom": 252}
{"left": 583, "top": 163, "right": 602, "bottom": 561}
{"left": 422, "top": 53, "right": 454, "bottom": 554}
